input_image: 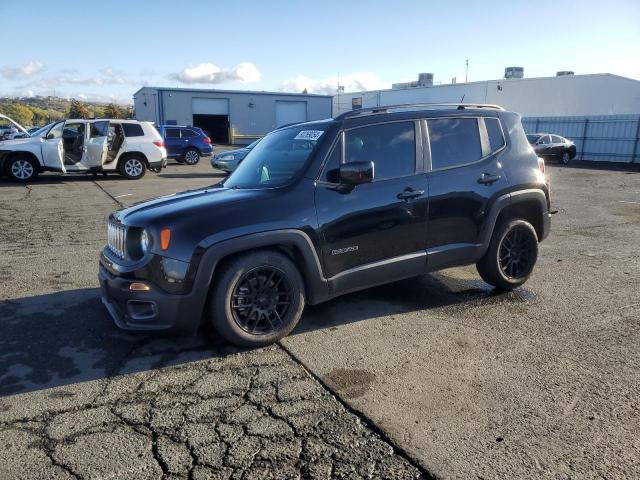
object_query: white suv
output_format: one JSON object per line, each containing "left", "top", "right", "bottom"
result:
{"left": 0, "top": 119, "right": 167, "bottom": 182}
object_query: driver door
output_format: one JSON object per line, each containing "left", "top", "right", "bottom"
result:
{"left": 41, "top": 122, "right": 66, "bottom": 172}
{"left": 85, "top": 121, "right": 110, "bottom": 169}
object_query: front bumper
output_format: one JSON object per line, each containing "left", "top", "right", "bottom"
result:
{"left": 99, "top": 255, "right": 203, "bottom": 334}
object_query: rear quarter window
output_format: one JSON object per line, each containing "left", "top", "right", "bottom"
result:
{"left": 484, "top": 118, "right": 506, "bottom": 152}
{"left": 122, "top": 123, "right": 145, "bottom": 137}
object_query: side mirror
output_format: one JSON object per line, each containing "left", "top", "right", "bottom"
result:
{"left": 339, "top": 161, "right": 374, "bottom": 186}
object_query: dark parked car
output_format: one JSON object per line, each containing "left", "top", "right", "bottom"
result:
{"left": 100, "top": 103, "right": 551, "bottom": 347}
{"left": 211, "top": 139, "right": 260, "bottom": 172}
{"left": 159, "top": 125, "right": 213, "bottom": 165}
{"left": 527, "top": 133, "right": 576, "bottom": 164}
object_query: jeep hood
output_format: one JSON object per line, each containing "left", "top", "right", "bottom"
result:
{"left": 114, "top": 186, "right": 273, "bottom": 226}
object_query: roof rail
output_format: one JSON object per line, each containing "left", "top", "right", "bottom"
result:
{"left": 334, "top": 102, "right": 504, "bottom": 120}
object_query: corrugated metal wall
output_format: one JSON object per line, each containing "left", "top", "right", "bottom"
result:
{"left": 522, "top": 114, "right": 640, "bottom": 163}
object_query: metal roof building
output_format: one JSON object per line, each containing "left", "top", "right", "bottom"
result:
{"left": 333, "top": 73, "right": 640, "bottom": 118}
{"left": 134, "top": 87, "right": 332, "bottom": 145}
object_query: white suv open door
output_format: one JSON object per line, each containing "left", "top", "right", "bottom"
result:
{"left": 86, "top": 121, "right": 109, "bottom": 169}
{"left": 41, "top": 122, "right": 65, "bottom": 172}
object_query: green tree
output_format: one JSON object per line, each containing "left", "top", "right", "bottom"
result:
{"left": 0, "top": 102, "right": 34, "bottom": 126}
{"left": 104, "top": 103, "right": 122, "bottom": 119}
{"left": 68, "top": 99, "right": 89, "bottom": 119}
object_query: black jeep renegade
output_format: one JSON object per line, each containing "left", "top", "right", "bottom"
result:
{"left": 99, "top": 103, "right": 551, "bottom": 347}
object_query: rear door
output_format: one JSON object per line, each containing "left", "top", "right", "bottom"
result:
{"left": 41, "top": 122, "right": 65, "bottom": 172}
{"left": 315, "top": 120, "right": 429, "bottom": 284}
{"left": 85, "top": 121, "right": 109, "bottom": 168}
{"left": 425, "top": 115, "right": 508, "bottom": 249}
{"left": 164, "top": 128, "right": 181, "bottom": 156}
{"left": 180, "top": 128, "right": 197, "bottom": 149}
{"left": 536, "top": 134, "right": 552, "bottom": 156}
{"left": 550, "top": 135, "right": 564, "bottom": 157}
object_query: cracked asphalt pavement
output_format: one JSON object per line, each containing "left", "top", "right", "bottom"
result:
{"left": 1, "top": 157, "right": 639, "bottom": 479}
{"left": 0, "top": 159, "right": 423, "bottom": 480}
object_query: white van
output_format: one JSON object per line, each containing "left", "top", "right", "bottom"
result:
{"left": 0, "top": 119, "right": 167, "bottom": 182}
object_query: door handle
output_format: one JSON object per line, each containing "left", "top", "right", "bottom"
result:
{"left": 478, "top": 173, "right": 502, "bottom": 185}
{"left": 397, "top": 189, "right": 425, "bottom": 200}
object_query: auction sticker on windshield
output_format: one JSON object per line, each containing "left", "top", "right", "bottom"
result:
{"left": 294, "top": 130, "right": 324, "bottom": 141}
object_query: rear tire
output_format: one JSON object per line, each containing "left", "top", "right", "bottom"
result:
{"left": 184, "top": 148, "right": 200, "bottom": 165}
{"left": 476, "top": 219, "right": 538, "bottom": 290}
{"left": 119, "top": 155, "right": 146, "bottom": 180}
{"left": 7, "top": 156, "right": 38, "bottom": 182}
{"left": 210, "top": 250, "right": 305, "bottom": 347}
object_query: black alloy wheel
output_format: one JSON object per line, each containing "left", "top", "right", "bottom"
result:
{"left": 230, "top": 267, "right": 292, "bottom": 335}
{"left": 476, "top": 219, "right": 539, "bottom": 290}
{"left": 499, "top": 226, "right": 535, "bottom": 279}
{"left": 209, "top": 250, "right": 305, "bottom": 347}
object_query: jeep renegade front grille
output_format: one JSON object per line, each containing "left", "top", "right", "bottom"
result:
{"left": 107, "top": 222, "right": 126, "bottom": 259}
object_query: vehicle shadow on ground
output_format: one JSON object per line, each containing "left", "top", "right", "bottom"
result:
{"left": 294, "top": 270, "right": 533, "bottom": 335}
{"left": 0, "top": 274, "right": 529, "bottom": 397}
{"left": 0, "top": 288, "right": 240, "bottom": 397}
{"left": 0, "top": 171, "right": 227, "bottom": 187}
{"left": 157, "top": 172, "right": 228, "bottom": 179}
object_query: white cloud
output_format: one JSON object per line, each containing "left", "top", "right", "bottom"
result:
{"left": 281, "top": 72, "right": 389, "bottom": 94}
{"left": 170, "top": 62, "right": 261, "bottom": 85}
{"left": 0, "top": 61, "right": 44, "bottom": 80}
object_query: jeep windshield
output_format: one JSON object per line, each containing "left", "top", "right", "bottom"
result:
{"left": 224, "top": 124, "right": 329, "bottom": 189}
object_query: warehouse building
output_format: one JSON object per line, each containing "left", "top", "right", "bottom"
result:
{"left": 134, "top": 87, "right": 332, "bottom": 145}
{"left": 334, "top": 72, "right": 640, "bottom": 117}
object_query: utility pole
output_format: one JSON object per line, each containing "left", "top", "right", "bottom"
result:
{"left": 465, "top": 59, "right": 469, "bottom": 83}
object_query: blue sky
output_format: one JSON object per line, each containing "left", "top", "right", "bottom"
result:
{"left": 2, "top": 0, "right": 639, "bottom": 103}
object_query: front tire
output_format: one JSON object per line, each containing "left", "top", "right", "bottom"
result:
{"left": 561, "top": 151, "right": 571, "bottom": 164}
{"left": 119, "top": 155, "right": 146, "bottom": 180}
{"left": 184, "top": 148, "right": 200, "bottom": 165}
{"left": 7, "top": 156, "right": 38, "bottom": 182}
{"left": 210, "top": 250, "right": 305, "bottom": 347}
{"left": 476, "top": 219, "right": 539, "bottom": 290}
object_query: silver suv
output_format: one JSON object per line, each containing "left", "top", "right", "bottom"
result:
{"left": 0, "top": 119, "right": 167, "bottom": 182}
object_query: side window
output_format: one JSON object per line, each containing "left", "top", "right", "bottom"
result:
{"left": 484, "top": 118, "right": 505, "bottom": 152}
{"left": 62, "top": 123, "right": 85, "bottom": 140}
{"left": 165, "top": 128, "right": 180, "bottom": 138}
{"left": 46, "top": 122, "right": 64, "bottom": 139}
{"left": 539, "top": 135, "right": 551, "bottom": 145}
{"left": 321, "top": 138, "right": 342, "bottom": 183}
{"left": 180, "top": 129, "right": 197, "bottom": 138}
{"left": 122, "top": 123, "right": 145, "bottom": 137}
{"left": 345, "top": 121, "right": 416, "bottom": 181}
{"left": 90, "top": 121, "right": 109, "bottom": 138}
{"left": 428, "top": 118, "right": 482, "bottom": 169}
{"left": 551, "top": 135, "right": 563, "bottom": 144}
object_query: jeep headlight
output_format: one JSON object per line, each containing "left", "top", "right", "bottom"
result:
{"left": 140, "top": 229, "right": 150, "bottom": 254}
{"left": 219, "top": 154, "right": 235, "bottom": 161}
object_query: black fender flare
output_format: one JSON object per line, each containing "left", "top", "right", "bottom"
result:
{"left": 479, "top": 189, "right": 549, "bottom": 249}
{"left": 186, "top": 229, "right": 329, "bottom": 328}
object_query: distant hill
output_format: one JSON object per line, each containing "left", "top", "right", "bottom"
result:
{"left": 0, "top": 96, "right": 133, "bottom": 127}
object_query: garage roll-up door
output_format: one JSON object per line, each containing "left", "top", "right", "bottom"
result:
{"left": 192, "top": 98, "right": 229, "bottom": 115}
{"left": 275, "top": 101, "right": 307, "bottom": 127}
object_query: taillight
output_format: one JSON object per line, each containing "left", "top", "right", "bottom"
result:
{"left": 538, "top": 157, "right": 545, "bottom": 174}
{"left": 203, "top": 136, "right": 211, "bottom": 144}
{"left": 153, "top": 140, "right": 164, "bottom": 148}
